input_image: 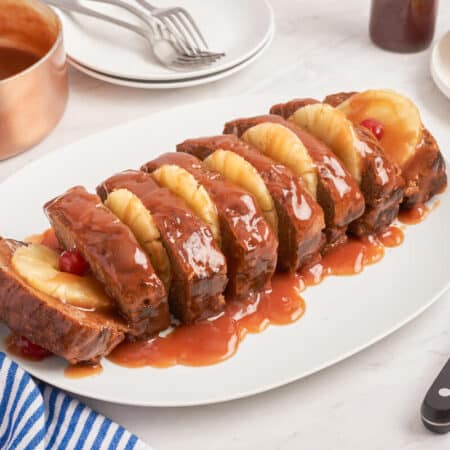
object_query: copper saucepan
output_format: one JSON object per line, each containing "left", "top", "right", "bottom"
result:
{"left": 0, "top": 0, "right": 68, "bottom": 160}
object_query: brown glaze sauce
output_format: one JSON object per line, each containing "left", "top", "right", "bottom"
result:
{"left": 65, "top": 363, "right": 103, "bottom": 379}
{"left": 13, "top": 223, "right": 407, "bottom": 372}
{"left": 398, "top": 203, "right": 429, "bottom": 224}
{"left": 109, "top": 226, "right": 404, "bottom": 369}
{"left": 108, "top": 272, "right": 305, "bottom": 368}
{"left": 377, "top": 225, "right": 405, "bottom": 247}
{"left": 0, "top": 47, "right": 40, "bottom": 80}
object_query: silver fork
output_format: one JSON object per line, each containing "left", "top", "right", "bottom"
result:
{"left": 43, "top": 0, "right": 223, "bottom": 70}
{"left": 84, "top": 0, "right": 224, "bottom": 59}
{"left": 133, "top": 0, "right": 211, "bottom": 55}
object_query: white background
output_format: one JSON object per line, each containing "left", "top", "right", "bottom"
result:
{"left": 1, "top": 1, "right": 450, "bottom": 449}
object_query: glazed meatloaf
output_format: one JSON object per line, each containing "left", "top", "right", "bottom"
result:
{"left": 142, "top": 152, "right": 278, "bottom": 298}
{"left": 44, "top": 186, "right": 170, "bottom": 337}
{"left": 97, "top": 170, "right": 228, "bottom": 322}
{"left": 271, "top": 98, "right": 405, "bottom": 235}
{"left": 177, "top": 135, "right": 326, "bottom": 271}
{"left": 324, "top": 92, "right": 447, "bottom": 208}
{"left": 0, "top": 238, "right": 126, "bottom": 364}
{"left": 223, "top": 115, "right": 365, "bottom": 246}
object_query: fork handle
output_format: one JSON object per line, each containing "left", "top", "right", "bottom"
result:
{"left": 43, "top": 0, "right": 149, "bottom": 40}
{"left": 133, "top": 0, "right": 157, "bottom": 13}
{"left": 83, "top": 0, "right": 156, "bottom": 29}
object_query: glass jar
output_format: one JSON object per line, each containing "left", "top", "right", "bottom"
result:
{"left": 370, "top": 0, "right": 438, "bottom": 53}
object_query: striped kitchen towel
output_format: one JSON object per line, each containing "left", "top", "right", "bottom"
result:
{"left": 0, "top": 353, "right": 151, "bottom": 450}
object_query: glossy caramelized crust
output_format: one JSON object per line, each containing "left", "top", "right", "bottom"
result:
{"left": 44, "top": 186, "right": 169, "bottom": 337}
{"left": 177, "top": 135, "right": 326, "bottom": 271}
{"left": 324, "top": 92, "right": 358, "bottom": 108}
{"left": 142, "top": 152, "right": 278, "bottom": 298}
{"left": 223, "top": 115, "right": 365, "bottom": 246}
{"left": 400, "top": 128, "right": 447, "bottom": 208}
{"left": 350, "top": 125, "right": 405, "bottom": 234}
{"left": 97, "top": 171, "right": 227, "bottom": 322}
{"left": 324, "top": 92, "right": 447, "bottom": 208}
{"left": 271, "top": 99, "right": 405, "bottom": 235}
{"left": 0, "top": 238, "right": 126, "bottom": 364}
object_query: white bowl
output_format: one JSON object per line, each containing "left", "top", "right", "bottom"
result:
{"left": 431, "top": 30, "right": 450, "bottom": 99}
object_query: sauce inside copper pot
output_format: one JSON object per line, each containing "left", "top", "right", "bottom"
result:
{"left": 0, "top": 47, "right": 40, "bottom": 80}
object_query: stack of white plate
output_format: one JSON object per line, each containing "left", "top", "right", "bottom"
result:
{"left": 57, "top": 0, "right": 274, "bottom": 89}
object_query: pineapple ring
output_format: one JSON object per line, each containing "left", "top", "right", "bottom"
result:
{"left": 337, "top": 89, "right": 422, "bottom": 168}
{"left": 12, "top": 244, "right": 112, "bottom": 310}
{"left": 105, "top": 189, "right": 171, "bottom": 290}
{"left": 204, "top": 149, "right": 278, "bottom": 235}
{"left": 241, "top": 122, "right": 318, "bottom": 199}
{"left": 152, "top": 165, "right": 221, "bottom": 246}
{"left": 289, "top": 103, "right": 363, "bottom": 185}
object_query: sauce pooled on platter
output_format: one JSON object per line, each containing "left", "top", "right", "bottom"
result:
{"left": 65, "top": 363, "right": 103, "bottom": 379}
{"left": 6, "top": 223, "right": 413, "bottom": 370}
{"left": 398, "top": 203, "right": 429, "bottom": 224}
{"left": 109, "top": 226, "right": 404, "bottom": 368}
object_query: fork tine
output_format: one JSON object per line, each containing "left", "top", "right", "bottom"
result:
{"left": 174, "top": 54, "right": 221, "bottom": 64}
{"left": 162, "top": 14, "right": 198, "bottom": 54}
{"left": 180, "top": 51, "right": 225, "bottom": 59}
{"left": 171, "top": 12, "right": 204, "bottom": 53}
{"left": 156, "top": 16, "right": 193, "bottom": 55}
{"left": 175, "top": 7, "right": 209, "bottom": 49}
{"left": 177, "top": 54, "right": 221, "bottom": 63}
{"left": 177, "top": 51, "right": 224, "bottom": 61}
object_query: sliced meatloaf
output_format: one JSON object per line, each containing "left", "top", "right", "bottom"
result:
{"left": 142, "top": 152, "right": 278, "bottom": 297}
{"left": 223, "top": 115, "right": 365, "bottom": 247}
{"left": 271, "top": 98, "right": 405, "bottom": 235}
{"left": 44, "top": 186, "right": 170, "bottom": 337}
{"left": 324, "top": 92, "right": 447, "bottom": 209}
{"left": 177, "top": 135, "right": 325, "bottom": 271}
{"left": 97, "top": 171, "right": 228, "bottom": 322}
{"left": 0, "top": 238, "right": 126, "bottom": 364}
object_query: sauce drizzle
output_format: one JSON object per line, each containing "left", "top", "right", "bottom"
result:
{"left": 65, "top": 363, "right": 103, "bottom": 379}
{"left": 108, "top": 273, "right": 305, "bottom": 368}
{"left": 398, "top": 203, "right": 429, "bottom": 224}
{"left": 110, "top": 227, "right": 405, "bottom": 369}
{"left": 10, "top": 224, "right": 408, "bottom": 372}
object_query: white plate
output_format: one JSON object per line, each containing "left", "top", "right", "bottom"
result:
{"left": 0, "top": 94, "right": 449, "bottom": 407}
{"left": 431, "top": 30, "right": 450, "bottom": 99}
{"left": 58, "top": 0, "right": 274, "bottom": 81}
{"left": 68, "top": 26, "right": 274, "bottom": 89}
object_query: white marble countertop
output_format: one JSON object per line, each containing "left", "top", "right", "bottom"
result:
{"left": 1, "top": 1, "right": 450, "bottom": 449}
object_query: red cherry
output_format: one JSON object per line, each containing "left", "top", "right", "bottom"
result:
{"left": 360, "top": 118, "right": 384, "bottom": 140}
{"left": 59, "top": 249, "right": 89, "bottom": 275}
{"left": 15, "top": 336, "right": 52, "bottom": 359}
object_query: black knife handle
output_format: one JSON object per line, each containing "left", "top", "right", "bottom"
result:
{"left": 421, "top": 358, "right": 450, "bottom": 433}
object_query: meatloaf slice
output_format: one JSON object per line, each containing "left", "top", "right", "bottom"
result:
{"left": 271, "top": 98, "right": 405, "bottom": 235}
{"left": 177, "top": 135, "right": 325, "bottom": 271}
{"left": 223, "top": 115, "right": 365, "bottom": 247}
{"left": 97, "top": 171, "right": 227, "bottom": 322}
{"left": 324, "top": 92, "right": 447, "bottom": 209}
{"left": 399, "top": 128, "right": 447, "bottom": 208}
{"left": 142, "top": 152, "right": 278, "bottom": 298}
{"left": 0, "top": 238, "right": 126, "bottom": 364}
{"left": 44, "top": 186, "right": 169, "bottom": 338}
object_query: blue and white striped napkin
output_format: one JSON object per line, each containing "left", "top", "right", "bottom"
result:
{"left": 0, "top": 353, "right": 150, "bottom": 450}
